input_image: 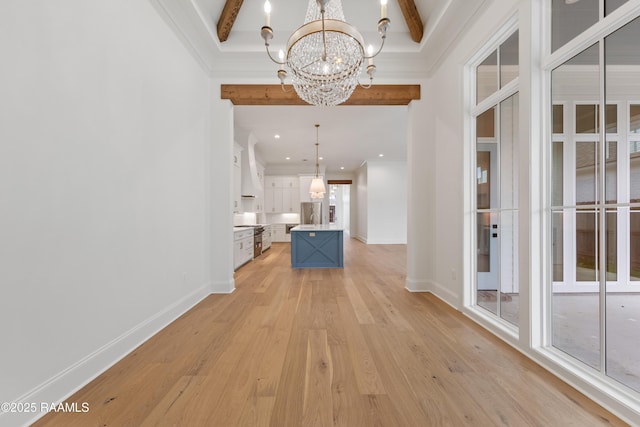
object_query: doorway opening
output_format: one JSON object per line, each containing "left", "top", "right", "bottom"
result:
{"left": 328, "top": 181, "right": 351, "bottom": 235}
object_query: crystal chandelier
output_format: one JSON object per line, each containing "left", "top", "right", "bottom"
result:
{"left": 261, "top": 0, "right": 390, "bottom": 106}
{"left": 309, "top": 124, "right": 326, "bottom": 199}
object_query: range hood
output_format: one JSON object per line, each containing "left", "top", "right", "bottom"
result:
{"left": 240, "top": 131, "right": 263, "bottom": 198}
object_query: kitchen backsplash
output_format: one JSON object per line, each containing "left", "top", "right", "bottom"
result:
{"left": 233, "top": 212, "right": 257, "bottom": 226}
{"left": 266, "top": 212, "right": 300, "bottom": 224}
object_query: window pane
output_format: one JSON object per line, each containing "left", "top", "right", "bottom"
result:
{"left": 632, "top": 208, "right": 640, "bottom": 282}
{"left": 500, "top": 31, "right": 519, "bottom": 88}
{"left": 576, "top": 104, "right": 597, "bottom": 133}
{"left": 606, "top": 0, "right": 629, "bottom": 16}
{"left": 631, "top": 105, "right": 640, "bottom": 133}
{"left": 500, "top": 93, "right": 519, "bottom": 209}
{"left": 477, "top": 150, "right": 491, "bottom": 209}
{"left": 605, "top": 104, "right": 617, "bottom": 133}
{"left": 632, "top": 146, "right": 640, "bottom": 202}
{"left": 551, "top": 0, "right": 598, "bottom": 53}
{"left": 552, "top": 45, "right": 599, "bottom": 140}
{"left": 553, "top": 105, "right": 564, "bottom": 134}
{"left": 606, "top": 287, "right": 640, "bottom": 392}
{"left": 576, "top": 209, "right": 598, "bottom": 282}
{"left": 477, "top": 211, "right": 498, "bottom": 317}
{"left": 477, "top": 107, "right": 495, "bottom": 138}
{"left": 552, "top": 141, "right": 564, "bottom": 206}
{"left": 607, "top": 207, "right": 639, "bottom": 392}
{"left": 575, "top": 105, "right": 616, "bottom": 134}
{"left": 500, "top": 210, "right": 519, "bottom": 326}
{"left": 477, "top": 50, "right": 497, "bottom": 104}
{"left": 553, "top": 291, "right": 601, "bottom": 370}
{"left": 477, "top": 213, "right": 491, "bottom": 274}
{"left": 606, "top": 141, "right": 617, "bottom": 203}
{"left": 606, "top": 209, "right": 617, "bottom": 282}
{"left": 576, "top": 141, "right": 598, "bottom": 205}
{"left": 552, "top": 210, "right": 564, "bottom": 282}
{"left": 608, "top": 17, "right": 640, "bottom": 205}
{"left": 553, "top": 202, "right": 601, "bottom": 367}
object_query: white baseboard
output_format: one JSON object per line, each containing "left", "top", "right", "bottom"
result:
{"left": 3, "top": 284, "right": 211, "bottom": 427}
{"left": 405, "top": 277, "right": 431, "bottom": 292}
{"left": 353, "top": 235, "right": 367, "bottom": 243}
{"left": 365, "top": 239, "right": 407, "bottom": 244}
{"left": 405, "top": 278, "right": 460, "bottom": 309}
{"left": 210, "top": 279, "right": 235, "bottom": 294}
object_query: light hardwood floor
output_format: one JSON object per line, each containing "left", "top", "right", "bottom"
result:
{"left": 34, "top": 238, "right": 629, "bottom": 426}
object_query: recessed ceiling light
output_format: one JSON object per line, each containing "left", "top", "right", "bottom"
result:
{"left": 379, "top": 153, "right": 384, "bottom": 157}
{"left": 285, "top": 156, "right": 290, "bottom": 160}
{"left": 274, "top": 134, "right": 280, "bottom": 139}
{"left": 340, "top": 166, "right": 345, "bottom": 170}
{"left": 319, "top": 156, "right": 324, "bottom": 160}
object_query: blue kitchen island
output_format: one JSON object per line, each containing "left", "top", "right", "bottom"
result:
{"left": 290, "top": 224, "right": 343, "bottom": 268}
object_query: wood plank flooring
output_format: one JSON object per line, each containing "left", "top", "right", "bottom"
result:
{"left": 34, "top": 238, "right": 629, "bottom": 426}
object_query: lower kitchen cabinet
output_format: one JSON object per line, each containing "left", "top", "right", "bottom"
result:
{"left": 234, "top": 229, "right": 254, "bottom": 270}
{"left": 262, "top": 225, "right": 272, "bottom": 251}
{"left": 271, "top": 224, "right": 288, "bottom": 242}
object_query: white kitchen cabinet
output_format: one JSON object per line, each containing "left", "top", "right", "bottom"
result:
{"left": 272, "top": 224, "right": 286, "bottom": 242}
{"left": 264, "top": 175, "right": 300, "bottom": 213}
{"left": 282, "top": 176, "right": 298, "bottom": 189}
{"left": 265, "top": 176, "right": 278, "bottom": 189}
{"left": 282, "top": 188, "right": 300, "bottom": 213}
{"left": 264, "top": 186, "right": 274, "bottom": 213}
{"left": 262, "top": 225, "right": 272, "bottom": 251}
{"left": 234, "top": 228, "right": 254, "bottom": 270}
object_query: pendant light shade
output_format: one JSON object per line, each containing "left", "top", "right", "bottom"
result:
{"left": 310, "top": 124, "right": 326, "bottom": 199}
{"left": 310, "top": 177, "right": 326, "bottom": 199}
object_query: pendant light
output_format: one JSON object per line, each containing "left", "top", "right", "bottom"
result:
{"left": 309, "top": 124, "right": 326, "bottom": 199}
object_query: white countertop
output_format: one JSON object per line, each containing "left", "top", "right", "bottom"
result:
{"left": 290, "top": 224, "right": 343, "bottom": 232}
{"left": 234, "top": 226, "right": 253, "bottom": 232}
{"left": 233, "top": 224, "right": 271, "bottom": 231}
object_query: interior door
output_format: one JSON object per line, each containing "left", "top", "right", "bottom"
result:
{"left": 477, "top": 142, "right": 499, "bottom": 290}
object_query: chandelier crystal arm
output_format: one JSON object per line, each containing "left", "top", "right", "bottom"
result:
{"left": 261, "top": 31, "right": 287, "bottom": 66}
{"left": 358, "top": 63, "right": 376, "bottom": 89}
{"left": 362, "top": 35, "right": 387, "bottom": 60}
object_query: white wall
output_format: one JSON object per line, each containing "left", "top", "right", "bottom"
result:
{"left": 406, "top": 91, "right": 435, "bottom": 292}
{"left": 209, "top": 82, "right": 235, "bottom": 293}
{"left": 367, "top": 162, "right": 408, "bottom": 244}
{"left": 354, "top": 162, "right": 407, "bottom": 244}
{"left": 355, "top": 164, "right": 368, "bottom": 242}
{"left": 0, "top": 1, "right": 212, "bottom": 425}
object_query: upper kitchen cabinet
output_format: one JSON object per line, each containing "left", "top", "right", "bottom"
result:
{"left": 233, "top": 143, "right": 243, "bottom": 213}
{"left": 264, "top": 175, "right": 299, "bottom": 213}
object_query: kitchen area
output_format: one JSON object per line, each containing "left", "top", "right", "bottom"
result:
{"left": 233, "top": 131, "right": 329, "bottom": 270}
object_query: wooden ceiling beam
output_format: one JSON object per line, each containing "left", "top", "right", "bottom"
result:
{"left": 220, "top": 84, "right": 420, "bottom": 106}
{"left": 217, "top": 0, "right": 244, "bottom": 43}
{"left": 216, "top": 0, "right": 423, "bottom": 45}
{"left": 397, "top": 0, "right": 424, "bottom": 43}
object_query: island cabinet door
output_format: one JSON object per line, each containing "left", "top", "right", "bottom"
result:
{"left": 291, "top": 230, "right": 343, "bottom": 268}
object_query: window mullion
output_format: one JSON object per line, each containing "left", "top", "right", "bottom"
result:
{"left": 598, "top": 37, "right": 607, "bottom": 376}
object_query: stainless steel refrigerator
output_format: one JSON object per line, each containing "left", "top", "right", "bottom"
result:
{"left": 301, "top": 202, "right": 322, "bottom": 224}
